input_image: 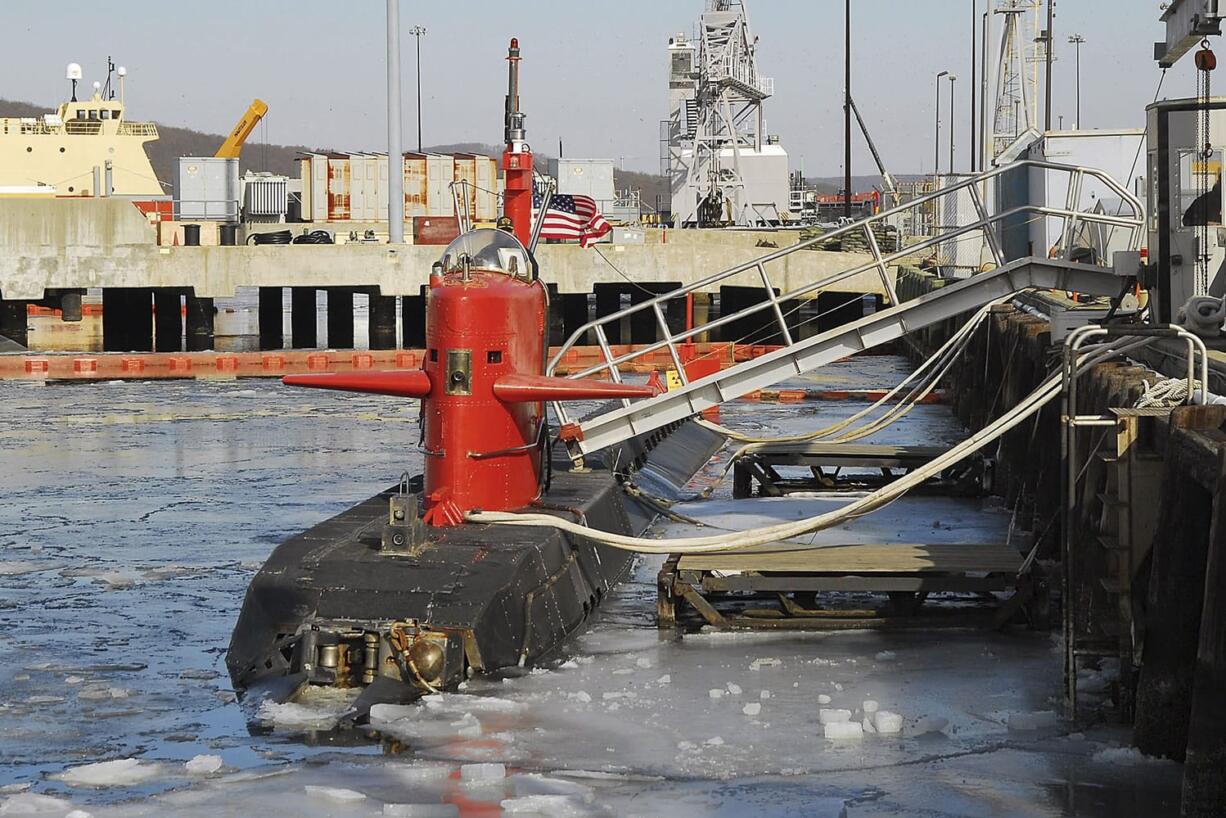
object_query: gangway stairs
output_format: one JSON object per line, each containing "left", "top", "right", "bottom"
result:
{"left": 550, "top": 160, "right": 1145, "bottom": 460}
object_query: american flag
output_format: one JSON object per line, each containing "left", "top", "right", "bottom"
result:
{"left": 532, "top": 192, "right": 612, "bottom": 248}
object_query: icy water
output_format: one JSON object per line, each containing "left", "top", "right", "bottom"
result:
{"left": 0, "top": 356, "right": 1182, "bottom": 816}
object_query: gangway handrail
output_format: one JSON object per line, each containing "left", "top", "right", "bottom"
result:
{"left": 546, "top": 160, "right": 1144, "bottom": 455}
{"left": 548, "top": 160, "right": 1141, "bottom": 384}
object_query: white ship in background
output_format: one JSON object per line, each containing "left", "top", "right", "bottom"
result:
{"left": 0, "top": 59, "right": 162, "bottom": 197}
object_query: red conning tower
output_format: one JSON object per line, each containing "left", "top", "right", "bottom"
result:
{"left": 282, "top": 39, "right": 653, "bottom": 526}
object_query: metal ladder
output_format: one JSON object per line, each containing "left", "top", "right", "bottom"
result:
{"left": 550, "top": 160, "right": 1145, "bottom": 459}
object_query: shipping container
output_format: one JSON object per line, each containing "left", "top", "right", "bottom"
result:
{"left": 413, "top": 216, "right": 460, "bottom": 245}
{"left": 177, "top": 157, "right": 239, "bottom": 220}
{"left": 405, "top": 153, "right": 428, "bottom": 217}
{"left": 326, "top": 154, "right": 351, "bottom": 221}
{"left": 426, "top": 154, "right": 453, "bottom": 217}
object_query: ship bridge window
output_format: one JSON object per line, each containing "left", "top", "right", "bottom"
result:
{"left": 100, "top": 110, "right": 110, "bottom": 120}
{"left": 74, "top": 110, "right": 86, "bottom": 120}
{"left": 88, "top": 110, "right": 99, "bottom": 120}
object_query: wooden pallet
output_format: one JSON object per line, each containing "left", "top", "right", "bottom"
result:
{"left": 731, "top": 442, "right": 987, "bottom": 498}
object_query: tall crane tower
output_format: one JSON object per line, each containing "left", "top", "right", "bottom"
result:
{"left": 664, "top": 1, "right": 790, "bottom": 227}
{"left": 991, "top": 0, "right": 1046, "bottom": 160}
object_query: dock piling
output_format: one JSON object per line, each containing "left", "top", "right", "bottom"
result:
{"left": 369, "top": 288, "right": 397, "bottom": 350}
{"left": 258, "top": 287, "right": 284, "bottom": 350}
{"left": 326, "top": 287, "right": 355, "bottom": 349}
{"left": 185, "top": 293, "right": 215, "bottom": 352}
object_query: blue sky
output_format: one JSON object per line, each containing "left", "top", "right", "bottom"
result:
{"left": 1, "top": 1, "right": 1196, "bottom": 174}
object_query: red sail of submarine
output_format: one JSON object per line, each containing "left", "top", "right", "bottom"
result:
{"left": 282, "top": 37, "right": 653, "bottom": 527}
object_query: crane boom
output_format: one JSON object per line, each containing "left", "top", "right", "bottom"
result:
{"left": 848, "top": 96, "right": 901, "bottom": 207}
{"left": 215, "top": 98, "right": 269, "bottom": 159}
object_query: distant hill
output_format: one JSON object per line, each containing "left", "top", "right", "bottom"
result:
{"left": 0, "top": 102, "right": 671, "bottom": 205}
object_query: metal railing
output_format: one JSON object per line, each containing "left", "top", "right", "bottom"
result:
{"left": 1060, "top": 324, "right": 1208, "bottom": 719}
{"left": 117, "top": 121, "right": 158, "bottom": 137}
{"left": 708, "top": 55, "right": 773, "bottom": 98}
{"left": 546, "top": 160, "right": 1144, "bottom": 430}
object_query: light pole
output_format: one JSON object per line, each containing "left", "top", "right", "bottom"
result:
{"left": 970, "top": 0, "right": 977, "bottom": 173}
{"left": 1068, "top": 34, "right": 1085, "bottom": 129}
{"left": 948, "top": 74, "right": 958, "bottom": 175}
{"left": 386, "top": 0, "right": 404, "bottom": 243}
{"left": 409, "top": 25, "right": 427, "bottom": 152}
{"left": 935, "top": 70, "right": 950, "bottom": 176}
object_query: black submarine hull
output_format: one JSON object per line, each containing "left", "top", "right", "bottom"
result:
{"left": 226, "top": 419, "right": 723, "bottom": 716}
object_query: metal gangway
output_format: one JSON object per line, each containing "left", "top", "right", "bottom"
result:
{"left": 550, "top": 160, "right": 1145, "bottom": 459}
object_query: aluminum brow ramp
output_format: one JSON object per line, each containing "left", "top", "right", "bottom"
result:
{"left": 549, "top": 160, "right": 1145, "bottom": 460}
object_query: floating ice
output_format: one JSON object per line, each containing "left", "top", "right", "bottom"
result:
{"left": 824, "top": 721, "right": 864, "bottom": 739}
{"left": 256, "top": 699, "right": 346, "bottom": 730}
{"left": 66, "top": 811, "right": 92, "bottom": 818}
{"left": 569, "top": 691, "right": 592, "bottom": 704}
{"left": 1007, "top": 711, "right": 1059, "bottom": 731}
{"left": 501, "top": 795, "right": 587, "bottom": 815}
{"left": 743, "top": 703, "right": 762, "bottom": 717}
{"left": 63, "top": 676, "right": 83, "bottom": 685}
{"left": 369, "top": 703, "right": 418, "bottom": 723}
{"left": 656, "top": 675, "right": 671, "bottom": 685}
{"left": 912, "top": 716, "right": 948, "bottom": 735}
{"left": 862, "top": 700, "right": 879, "bottom": 715}
{"left": 704, "top": 736, "right": 725, "bottom": 746}
{"left": 303, "top": 785, "right": 366, "bottom": 803}
{"left": 184, "top": 754, "right": 223, "bottom": 775}
{"left": 750, "top": 658, "right": 781, "bottom": 670}
{"left": 510, "top": 773, "right": 595, "bottom": 802}
{"left": 862, "top": 717, "right": 876, "bottom": 734}
{"left": 0, "top": 792, "right": 74, "bottom": 814}
{"left": 383, "top": 805, "right": 460, "bottom": 818}
{"left": 817, "top": 694, "right": 832, "bottom": 705}
{"left": 460, "top": 762, "right": 506, "bottom": 781}
{"left": 819, "top": 708, "right": 852, "bottom": 725}
{"left": 559, "top": 660, "right": 579, "bottom": 670}
{"left": 423, "top": 694, "right": 523, "bottom": 714}
{"left": 760, "top": 690, "right": 771, "bottom": 700}
{"left": 875, "top": 651, "right": 897, "bottom": 662}
{"left": 1092, "top": 746, "right": 1174, "bottom": 765}
{"left": 874, "top": 711, "right": 904, "bottom": 734}
{"left": 635, "top": 657, "right": 652, "bottom": 669}
{"left": 708, "top": 689, "right": 724, "bottom": 699}
{"left": 390, "top": 764, "right": 455, "bottom": 783}
{"left": 53, "top": 758, "right": 162, "bottom": 787}
{"left": 726, "top": 682, "right": 742, "bottom": 696}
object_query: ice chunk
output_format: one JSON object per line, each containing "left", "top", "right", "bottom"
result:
{"left": 303, "top": 785, "right": 366, "bottom": 803}
{"left": 824, "top": 721, "right": 864, "bottom": 739}
{"left": 256, "top": 699, "right": 345, "bottom": 730}
{"left": 369, "top": 703, "right": 419, "bottom": 724}
{"left": 1007, "top": 711, "right": 1059, "bottom": 731}
{"left": 875, "top": 650, "right": 897, "bottom": 661}
{"left": 750, "top": 658, "right": 781, "bottom": 670}
{"left": 0, "top": 792, "right": 74, "bottom": 814}
{"left": 874, "top": 711, "right": 903, "bottom": 734}
{"left": 862, "top": 700, "right": 879, "bottom": 715}
{"left": 819, "top": 708, "right": 852, "bottom": 724}
{"left": 569, "top": 691, "right": 592, "bottom": 704}
{"left": 742, "top": 703, "right": 762, "bottom": 717}
{"left": 1092, "top": 746, "right": 1174, "bottom": 765}
{"left": 912, "top": 716, "right": 949, "bottom": 735}
{"left": 704, "top": 736, "right": 725, "bottom": 746}
{"left": 390, "top": 764, "right": 455, "bottom": 783}
{"left": 656, "top": 675, "right": 671, "bottom": 685}
{"left": 64, "top": 676, "right": 84, "bottom": 685}
{"left": 184, "top": 754, "right": 223, "bottom": 775}
{"left": 708, "top": 689, "right": 724, "bottom": 699}
{"left": 460, "top": 763, "right": 506, "bottom": 781}
{"left": 383, "top": 805, "right": 460, "bottom": 818}
{"left": 832, "top": 682, "right": 844, "bottom": 692}
{"left": 635, "top": 657, "right": 652, "bottom": 669}
{"left": 558, "top": 660, "right": 579, "bottom": 670}
{"left": 817, "top": 694, "right": 832, "bottom": 705}
{"left": 726, "top": 682, "right": 742, "bottom": 696}
{"left": 66, "top": 811, "right": 92, "bottom": 818}
{"left": 53, "top": 758, "right": 162, "bottom": 787}
{"left": 501, "top": 795, "right": 587, "bottom": 815}
{"left": 760, "top": 690, "right": 771, "bottom": 700}
{"left": 862, "top": 717, "right": 876, "bottom": 734}
{"left": 510, "top": 774, "right": 595, "bottom": 802}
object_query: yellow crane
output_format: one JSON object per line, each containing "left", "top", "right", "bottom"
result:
{"left": 215, "top": 98, "right": 269, "bottom": 159}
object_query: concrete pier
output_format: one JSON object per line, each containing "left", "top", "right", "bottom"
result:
{"left": 325, "top": 288, "right": 354, "bottom": 350}
{"left": 258, "top": 287, "right": 284, "bottom": 351}
{"left": 153, "top": 289, "right": 183, "bottom": 353}
{"left": 0, "top": 297, "right": 27, "bottom": 348}
{"left": 290, "top": 288, "right": 316, "bottom": 349}
{"left": 185, "top": 294, "right": 214, "bottom": 352}
{"left": 368, "top": 289, "right": 397, "bottom": 350}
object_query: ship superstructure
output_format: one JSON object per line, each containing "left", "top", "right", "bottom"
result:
{"left": 0, "top": 61, "right": 162, "bottom": 197}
